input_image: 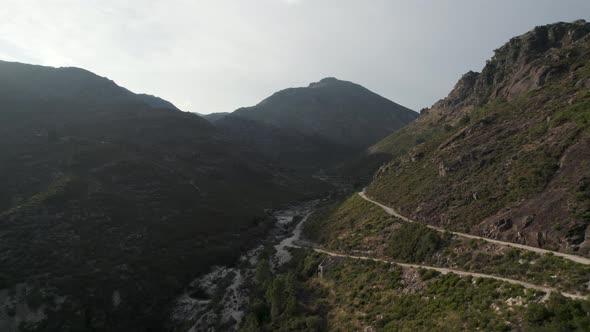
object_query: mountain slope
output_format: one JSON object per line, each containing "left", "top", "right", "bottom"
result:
{"left": 232, "top": 77, "right": 418, "bottom": 150}
{"left": 214, "top": 114, "right": 356, "bottom": 169}
{"left": 200, "top": 112, "right": 230, "bottom": 122}
{"left": 367, "top": 20, "right": 590, "bottom": 255}
{"left": 0, "top": 61, "right": 329, "bottom": 331}
{"left": 135, "top": 93, "right": 180, "bottom": 111}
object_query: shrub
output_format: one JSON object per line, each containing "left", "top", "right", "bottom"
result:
{"left": 305, "top": 316, "right": 324, "bottom": 331}
{"left": 386, "top": 223, "right": 448, "bottom": 262}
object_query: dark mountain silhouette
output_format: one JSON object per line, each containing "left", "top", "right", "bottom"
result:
{"left": 215, "top": 114, "right": 355, "bottom": 169}
{"left": 200, "top": 112, "right": 230, "bottom": 122}
{"left": 0, "top": 61, "right": 329, "bottom": 331}
{"left": 136, "top": 93, "right": 180, "bottom": 111}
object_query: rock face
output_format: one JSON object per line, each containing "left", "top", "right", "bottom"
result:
{"left": 232, "top": 77, "right": 418, "bottom": 150}
{"left": 422, "top": 20, "right": 590, "bottom": 122}
{"left": 367, "top": 20, "right": 590, "bottom": 255}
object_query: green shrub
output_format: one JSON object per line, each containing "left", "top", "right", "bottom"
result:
{"left": 418, "top": 268, "right": 440, "bottom": 281}
{"left": 387, "top": 223, "right": 448, "bottom": 262}
{"left": 305, "top": 316, "right": 324, "bottom": 331}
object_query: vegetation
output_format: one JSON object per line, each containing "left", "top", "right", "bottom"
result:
{"left": 525, "top": 294, "right": 590, "bottom": 331}
{"left": 240, "top": 251, "right": 328, "bottom": 332}
{"left": 305, "top": 194, "right": 590, "bottom": 295}
{"left": 448, "top": 245, "right": 590, "bottom": 295}
{"left": 238, "top": 21, "right": 590, "bottom": 331}
{"left": 570, "top": 176, "right": 590, "bottom": 245}
{"left": 386, "top": 223, "right": 450, "bottom": 262}
{"left": 366, "top": 21, "right": 590, "bottom": 252}
{"left": 303, "top": 195, "right": 396, "bottom": 252}
{"left": 233, "top": 77, "right": 418, "bottom": 150}
{"left": 0, "top": 60, "right": 331, "bottom": 331}
{"left": 241, "top": 249, "right": 590, "bottom": 331}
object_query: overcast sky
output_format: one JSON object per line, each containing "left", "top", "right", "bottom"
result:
{"left": 1, "top": 1, "right": 588, "bottom": 113}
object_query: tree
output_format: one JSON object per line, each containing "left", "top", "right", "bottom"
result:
{"left": 266, "top": 278, "right": 286, "bottom": 321}
{"left": 240, "top": 313, "right": 260, "bottom": 332}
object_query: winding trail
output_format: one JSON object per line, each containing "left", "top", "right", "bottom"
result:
{"left": 311, "top": 248, "right": 588, "bottom": 300}
{"left": 358, "top": 191, "right": 590, "bottom": 266}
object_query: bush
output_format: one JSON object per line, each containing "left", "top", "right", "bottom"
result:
{"left": 305, "top": 316, "right": 324, "bottom": 331}
{"left": 525, "top": 294, "right": 590, "bottom": 331}
{"left": 26, "top": 287, "right": 44, "bottom": 310}
{"left": 418, "top": 268, "right": 440, "bottom": 281}
{"left": 387, "top": 223, "right": 448, "bottom": 262}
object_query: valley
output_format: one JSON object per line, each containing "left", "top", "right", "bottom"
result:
{"left": 170, "top": 195, "right": 326, "bottom": 331}
{"left": 233, "top": 20, "right": 590, "bottom": 332}
{"left": 1, "top": 11, "right": 590, "bottom": 332}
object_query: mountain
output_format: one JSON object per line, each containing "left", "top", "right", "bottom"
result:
{"left": 232, "top": 77, "right": 418, "bottom": 150}
{"left": 200, "top": 112, "right": 230, "bottom": 122}
{"left": 0, "top": 61, "right": 330, "bottom": 331}
{"left": 212, "top": 78, "right": 417, "bottom": 171}
{"left": 367, "top": 20, "right": 590, "bottom": 255}
{"left": 0, "top": 60, "right": 179, "bottom": 112}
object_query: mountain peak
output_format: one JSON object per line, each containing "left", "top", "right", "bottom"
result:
{"left": 318, "top": 76, "right": 340, "bottom": 83}
{"left": 497, "top": 20, "right": 590, "bottom": 62}
{"left": 426, "top": 19, "right": 590, "bottom": 118}
{"left": 307, "top": 77, "right": 353, "bottom": 88}
{"left": 233, "top": 77, "right": 417, "bottom": 149}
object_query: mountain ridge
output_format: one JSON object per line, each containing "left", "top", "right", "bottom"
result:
{"left": 0, "top": 60, "right": 180, "bottom": 112}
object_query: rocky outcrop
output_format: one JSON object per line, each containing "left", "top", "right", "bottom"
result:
{"left": 424, "top": 20, "right": 590, "bottom": 124}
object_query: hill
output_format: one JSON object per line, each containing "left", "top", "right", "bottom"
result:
{"left": 367, "top": 20, "right": 590, "bottom": 255}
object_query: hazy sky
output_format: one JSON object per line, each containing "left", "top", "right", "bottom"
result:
{"left": 1, "top": 1, "right": 588, "bottom": 113}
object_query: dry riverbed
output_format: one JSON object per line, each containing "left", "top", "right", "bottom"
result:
{"left": 169, "top": 199, "right": 322, "bottom": 331}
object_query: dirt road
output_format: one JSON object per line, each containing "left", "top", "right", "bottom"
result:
{"left": 358, "top": 191, "right": 590, "bottom": 266}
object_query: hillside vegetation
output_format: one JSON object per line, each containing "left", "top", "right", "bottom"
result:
{"left": 0, "top": 61, "right": 329, "bottom": 331}
{"left": 367, "top": 20, "right": 590, "bottom": 255}
{"left": 240, "top": 249, "right": 590, "bottom": 331}
{"left": 305, "top": 195, "right": 590, "bottom": 295}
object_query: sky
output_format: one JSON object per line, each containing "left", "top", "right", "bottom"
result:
{"left": 1, "top": 1, "right": 588, "bottom": 114}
